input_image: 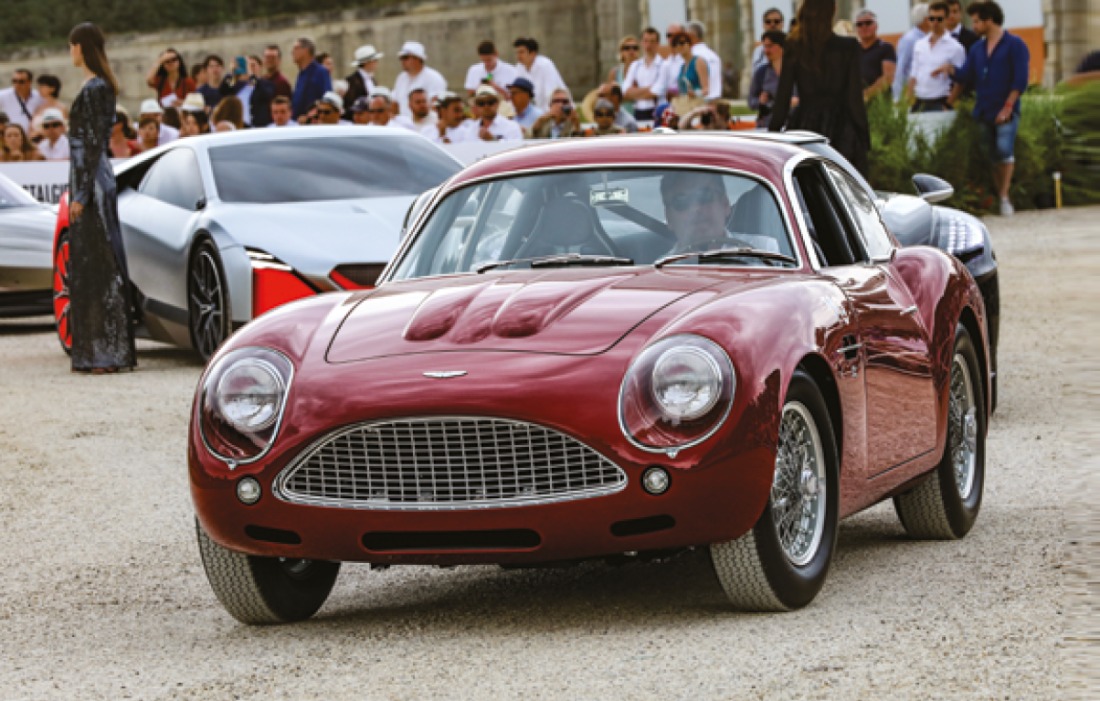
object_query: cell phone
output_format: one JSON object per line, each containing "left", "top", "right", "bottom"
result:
{"left": 234, "top": 56, "right": 247, "bottom": 75}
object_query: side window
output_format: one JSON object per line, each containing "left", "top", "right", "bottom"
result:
{"left": 825, "top": 164, "right": 894, "bottom": 261}
{"left": 792, "top": 163, "right": 859, "bottom": 267}
{"left": 138, "top": 148, "right": 205, "bottom": 211}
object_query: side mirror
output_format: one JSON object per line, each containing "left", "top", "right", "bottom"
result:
{"left": 912, "top": 174, "right": 954, "bottom": 204}
{"left": 403, "top": 187, "right": 437, "bottom": 235}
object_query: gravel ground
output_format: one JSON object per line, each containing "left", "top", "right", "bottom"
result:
{"left": 0, "top": 207, "right": 1094, "bottom": 700}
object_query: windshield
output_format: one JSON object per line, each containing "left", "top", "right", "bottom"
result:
{"left": 0, "top": 174, "right": 41, "bottom": 208}
{"left": 209, "top": 135, "right": 460, "bottom": 204}
{"left": 390, "top": 168, "right": 794, "bottom": 281}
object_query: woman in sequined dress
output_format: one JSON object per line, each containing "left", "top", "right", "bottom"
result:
{"left": 67, "top": 22, "right": 136, "bottom": 373}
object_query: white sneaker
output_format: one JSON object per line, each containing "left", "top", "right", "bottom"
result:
{"left": 999, "top": 198, "right": 1014, "bottom": 216}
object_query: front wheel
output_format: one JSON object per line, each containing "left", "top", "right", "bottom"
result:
{"left": 894, "top": 323, "right": 985, "bottom": 539}
{"left": 195, "top": 520, "right": 340, "bottom": 625}
{"left": 188, "top": 240, "right": 230, "bottom": 361}
{"left": 709, "top": 369, "right": 840, "bottom": 611}
{"left": 52, "top": 229, "right": 72, "bottom": 355}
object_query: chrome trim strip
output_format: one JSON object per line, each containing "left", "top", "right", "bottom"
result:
{"left": 273, "top": 416, "right": 628, "bottom": 511}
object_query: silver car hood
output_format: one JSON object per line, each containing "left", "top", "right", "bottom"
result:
{"left": 206, "top": 194, "right": 414, "bottom": 276}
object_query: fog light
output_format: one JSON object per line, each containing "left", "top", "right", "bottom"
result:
{"left": 237, "top": 477, "right": 262, "bottom": 505}
{"left": 642, "top": 467, "right": 670, "bottom": 495}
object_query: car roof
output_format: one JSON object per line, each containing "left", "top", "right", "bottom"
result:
{"left": 448, "top": 133, "right": 809, "bottom": 191}
{"left": 117, "top": 125, "right": 456, "bottom": 174}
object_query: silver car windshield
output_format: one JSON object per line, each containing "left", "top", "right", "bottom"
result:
{"left": 0, "top": 174, "right": 40, "bottom": 208}
{"left": 208, "top": 136, "right": 460, "bottom": 204}
{"left": 390, "top": 168, "right": 793, "bottom": 281}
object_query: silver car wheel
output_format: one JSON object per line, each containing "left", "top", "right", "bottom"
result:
{"left": 189, "top": 244, "right": 227, "bottom": 361}
{"left": 950, "top": 353, "right": 978, "bottom": 500}
{"left": 772, "top": 401, "right": 827, "bottom": 567}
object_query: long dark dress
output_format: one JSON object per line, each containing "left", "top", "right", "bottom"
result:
{"left": 769, "top": 34, "right": 871, "bottom": 176}
{"left": 68, "top": 76, "right": 136, "bottom": 371}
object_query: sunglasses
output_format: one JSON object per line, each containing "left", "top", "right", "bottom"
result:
{"left": 552, "top": 98, "right": 570, "bottom": 104}
{"left": 668, "top": 189, "right": 723, "bottom": 212}
{"left": 44, "top": 122, "right": 63, "bottom": 128}
{"left": 764, "top": 19, "right": 782, "bottom": 25}
{"left": 621, "top": 45, "right": 639, "bottom": 51}
{"left": 475, "top": 99, "right": 498, "bottom": 107}
{"left": 366, "top": 108, "right": 386, "bottom": 113}
{"left": 12, "top": 78, "right": 28, "bottom": 84}
{"left": 928, "top": 15, "right": 945, "bottom": 21}
{"left": 594, "top": 110, "right": 614, "bottom": 118}
{"left": 317, "top": 108, "right": 337, "bottom": 116}
{"left": 855, "top": 20, "right": 875, "bottom": 27}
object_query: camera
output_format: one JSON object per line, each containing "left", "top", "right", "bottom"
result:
{"left": 562, "top": 103, "right": 573, "bottom": 115}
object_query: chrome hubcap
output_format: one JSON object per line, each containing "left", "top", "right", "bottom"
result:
{"left": 772, "top": 401, "right": 827, "bottom": 566}
{"left": 950, "top": 354, "right": 978, "bottom": 499}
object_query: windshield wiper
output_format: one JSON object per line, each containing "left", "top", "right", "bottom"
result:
{"left": 476, "top": 253, "right": 634, "bottom": 274}
{"left": 654, "top": 247, "right": 798, "bottom": 269}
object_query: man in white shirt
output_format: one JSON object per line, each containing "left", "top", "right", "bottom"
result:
{"left": 392, "top": 41, "right": 448, "bottom": 118}
{"left": 894, "top": 3, "right": 931, "bottom": 100}
{"left": 268, "top": 96, "right": 298, "bottom": 127}
{"left": 686, "top": 21, "right": 723, "bottom": 101}
{"left": 622, "top": 27, "right": 666, "bottom": 121}
{"left": 423, "top": 93, "right": 471, "bottom": 144}
{"left": 513, "top": 37, "right": 567, "bottom": 112}
{"left": 0, "top": 69, "right": 44, "bottom": 131}
{"left": 464, "top": 40, "right": 518, "bottom": 100}
{"left": 463, "top": 84, "right": 524, "bottom": 142}
{"left": 36, "top": 108, "right": 69, "bottom": 160}
{"left": 392, "top": 88, "right": 439, "bottom": 132}
{"left": 139, "top": 99, "right": 180, "bottom": 144}
{"left": 907, "top": 1, "right": 965, "bottom": 112}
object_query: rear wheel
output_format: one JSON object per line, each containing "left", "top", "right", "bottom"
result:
{"left": 709, "top": 370, "right": 840, "bottom": 611}
{"left": 188, "top": 240, "right": 230, "bottom": 361}
{"left": 195, "top": 520, "right": 340, "bottom": 625}
{"left": 894, "top": 324, "right": 985, "bottom": 539}
{"left": 52, "top": 230, "right": 72, "bottom": 355}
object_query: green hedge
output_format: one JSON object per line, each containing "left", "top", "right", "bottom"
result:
{"left": 866, "top": 83, "right": 1100, "bottom": 214}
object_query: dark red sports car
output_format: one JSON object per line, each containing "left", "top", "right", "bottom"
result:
{"left": 190, "top": 134, "right": 991, "bottom": 623}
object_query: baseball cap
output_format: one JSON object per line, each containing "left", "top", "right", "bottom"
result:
{"left": 474, "top": 84, "right": 499, "bottom": 100}
{"left": 506, "top": 77, "right": 535, "bottom": 97}
{"left": 351, "top": 96, "right": 372, "bottom": 113}
{"left": 139, "top": 98, "right": 164, "bottom": 115}
{"left": 319, "top": 91, "right": 344, "bottom": 112}
{"left": 398, "top": 41, "right": 427, "bottom": 61}
{"left": 368, "top": 86, "right": 393, "bottom": 101}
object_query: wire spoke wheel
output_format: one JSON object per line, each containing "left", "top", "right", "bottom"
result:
{"left": 772, "top": 401, "right": 827, "bottom": 566}
{"left": 949, "top": 354, "right": 978, "bottom": 500}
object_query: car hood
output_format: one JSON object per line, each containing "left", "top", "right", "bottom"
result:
{"left": 209, "top": 195, "right": 413, "bottom": 272}
{"left": 326, "top": 268, "right": 742, "bottom": 362}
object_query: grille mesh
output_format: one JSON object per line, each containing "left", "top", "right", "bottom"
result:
{"left": 275, "top": 417, "right": 627, "bottom": 510}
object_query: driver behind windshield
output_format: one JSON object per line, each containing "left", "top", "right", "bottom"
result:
{"left": 661, "top": 171, "right": 733, "bottom": 254}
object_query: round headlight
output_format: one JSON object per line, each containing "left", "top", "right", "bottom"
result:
{"left": 214, "top": 360, "right": 284, "bottom": 432}
{"left": 651, "top": 346, "right": 722, "bottom": 421}
{"left": 199, "top": 347, "right": 294, "bottom": 465}
{"left": 619, "top": 334, "right": 735, "bottom": 452}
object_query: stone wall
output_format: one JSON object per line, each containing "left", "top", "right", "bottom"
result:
{"left": 1044, "top": 0, "right": 1100, "bottom": 83}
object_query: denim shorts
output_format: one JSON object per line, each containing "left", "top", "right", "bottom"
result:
{"left": 980, "top": 114, "right": 1019, "bottom": 164}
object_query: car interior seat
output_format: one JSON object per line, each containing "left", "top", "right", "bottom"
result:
{"left": 516, "top": 197, "right": 616, "bottom": 259}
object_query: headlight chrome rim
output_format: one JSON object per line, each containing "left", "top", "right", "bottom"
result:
{"left": 199, "top": 347, "right": 295, "bottom": 467}
{"left": 214, "top": 358, "right": 285, "bottom": 433}
{"left": 619, "top": 334, "right": 736, "bottom": 454}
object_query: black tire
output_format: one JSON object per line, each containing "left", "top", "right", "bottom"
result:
{"left": 709, "top": 369, "right": 840, "bottom": 611}
{"left": 188, "top": 240, "right": 230, "bottom": 362}
{"left": 195, "top": 520, "right": 340, "bottom": 625}
{"left": 894, "top": 324, "right": 985, "bottom": 539}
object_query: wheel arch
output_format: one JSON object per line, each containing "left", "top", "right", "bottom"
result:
{"left": 956, "top": 304, "right": 990, "bottom": 429}
{"left": 794, "top": 353, "right": 844, "bottom": 468}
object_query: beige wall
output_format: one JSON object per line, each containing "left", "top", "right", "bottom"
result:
{"left": 1044, "top": 0, "right": 1100, "bottom": 84}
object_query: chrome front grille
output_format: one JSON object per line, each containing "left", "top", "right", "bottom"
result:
{"left": 274, "top": 417, "right": 627, "bottom": 510}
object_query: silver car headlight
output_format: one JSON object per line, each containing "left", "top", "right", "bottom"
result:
{"left": 619, "top": 335, "right": 735, "bottom": 453}
{"left": 200, "top": 347, "right": 294, "bottom": 465}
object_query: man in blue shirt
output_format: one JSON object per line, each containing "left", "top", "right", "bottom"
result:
{"left": 290, "top": 37, "right": 332, "bottom": 121}
{"left": 945, "top": 1, "right": 1030, "bottom": 216}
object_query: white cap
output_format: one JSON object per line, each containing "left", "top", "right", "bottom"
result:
{"left": 40, "top": 107, "right": 65, "bottom": 124}
{"left": 474, "top": 84, "right": 499, "bottom": 99}
{"left": 320, "top": 91, "right": 344, "bottom": 112}
{"left": 139, "top": 98, "right": 164, "bottom": 115}
{"left": 181, "top": 93, "right": 206, "bottom": 112}
{"left": 351, "top": 44, "right": 383, "bottom": 66}
{"left": 368, "top": 86, "right": 393, "bottom": 101}
{"left": 398, "top": 41, "right": 427, "bottom": 61}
